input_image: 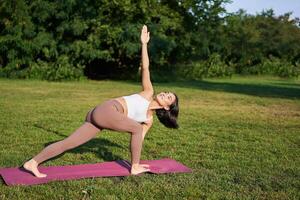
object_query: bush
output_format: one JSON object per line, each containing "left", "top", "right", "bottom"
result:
{"left": 275, "top": 60, "right": 299, "bottom": 78}
{"left": 176, "top": 53, "right": 234, "bottom": 80}
{"left": 0, "top": 59, "right": 30, "bottom": 79}
{"left": 206, "top": 53, "right": 234, "bottom": 78}
{"left": 175, "top": 61, "right": 205, "bottom": 80}
{"left": 27, "top": 56, "right": 84, "bottom": 81}
{"left": 242, "top": 57, "right": 300, "bottom": 78}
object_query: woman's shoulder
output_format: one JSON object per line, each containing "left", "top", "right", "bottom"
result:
{"left": 138, "top": 91, "right": 153, "bottom": 102}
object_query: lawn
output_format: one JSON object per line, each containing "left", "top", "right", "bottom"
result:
{"left": 0, "top": 76, "right": 299, "bottom": 200}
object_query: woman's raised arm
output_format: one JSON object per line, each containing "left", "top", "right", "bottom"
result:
{"left": 140, "top": 25, "right": 153, "bottom": 97}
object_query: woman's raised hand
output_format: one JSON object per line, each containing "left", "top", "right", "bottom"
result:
{"left": 140, "top": 25, "right": 150, "bottom": 44}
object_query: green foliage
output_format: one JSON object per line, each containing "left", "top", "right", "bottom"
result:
{"left": 176, "top": 53, "right": 234, "bottom": 80}
{"left": 0, "top": 0, "right": 299, "bottom": 81}
{"left": 223, "top": 10, "right": 300, "bottom": 76}
{"left": 176, "top": 61, "right": 206, "bottom": 80}
{"left": 241, "top": 57, "right": 300, "bottom": 78}
{"left": 206, "top": 53, "right": 234, "bottom": 77}
{"left": 27, "top": 56, "right": 84, "bottom": 81}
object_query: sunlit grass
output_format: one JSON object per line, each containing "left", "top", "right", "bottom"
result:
{"left": 0, "top": 76, "right": 299, "bottom": 200}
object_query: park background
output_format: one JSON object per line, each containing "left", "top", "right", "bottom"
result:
{"left": 0, "top": 0, "right": 299, "bottom": 200}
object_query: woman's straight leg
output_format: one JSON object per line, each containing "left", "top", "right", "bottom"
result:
{"left": 24, "top": 118, "right": 100, "bottom": 177}
{"left": 33, "top": 122, "right": 100, "bottom": 164}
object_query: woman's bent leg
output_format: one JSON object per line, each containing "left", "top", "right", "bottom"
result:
{"left": 24, "top": 122, "right": 100, "bottom": 177}
{"left": 90, "top": 101, "right": 147, "bottom": 174}
{"left": 129, "top": 125, "right": 144, "bottom": 164}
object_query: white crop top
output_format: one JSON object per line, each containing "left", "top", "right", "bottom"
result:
{"left": 123, "top": 94, "right": 151, "bottom": 123}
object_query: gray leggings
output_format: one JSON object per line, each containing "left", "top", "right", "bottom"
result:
{"left": 33, "top": 100, "right": 144, "bottom": 165}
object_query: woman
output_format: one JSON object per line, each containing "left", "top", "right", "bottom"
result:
{"left": 23, "top": 25, "right": 179, "bottom": 177}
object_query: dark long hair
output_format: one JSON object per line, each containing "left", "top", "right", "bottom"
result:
{"left": 155, "top": 93, "right": 179, "bottom": 129}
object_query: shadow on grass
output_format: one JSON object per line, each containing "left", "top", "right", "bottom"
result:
{"left": 33, "top": 124, "right": 126, "bottom": 163}
{"left": 273, "top": 82, "right": 300, "bottom": 88}
{"left": 163, "top": 80, "right": 300, "bottom": 99}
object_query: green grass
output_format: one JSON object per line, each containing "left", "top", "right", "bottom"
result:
{"left": 0, "top": 76, "right": 299, "bottom": 200}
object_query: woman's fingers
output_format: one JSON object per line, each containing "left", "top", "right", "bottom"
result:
{"left": 141, "top": 25, "right": 150, "bottom": 43}
{"left": 143, "top": 25, "right": 148, "bottom": 33}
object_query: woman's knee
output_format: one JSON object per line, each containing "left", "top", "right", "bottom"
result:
{"left": 130, "top": 123, "right": 143, "bottom": 135}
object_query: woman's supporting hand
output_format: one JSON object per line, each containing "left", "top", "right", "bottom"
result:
{"left": 140, "top": 25, "right": 150, "bottom": 44}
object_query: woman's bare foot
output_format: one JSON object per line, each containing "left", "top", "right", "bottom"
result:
{"left": 131, "top": 164, "right": 150, "bottom": 175}
{"left": 23, "top": 159, "right": 47, "bottom": 178}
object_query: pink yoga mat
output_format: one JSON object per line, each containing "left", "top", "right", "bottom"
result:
{"left": 0, "top": 158, "right": 192, "bottom": 186}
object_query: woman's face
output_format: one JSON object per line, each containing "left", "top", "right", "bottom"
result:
{"left": 156, "top": 92, "right": 176, "bottom": 110}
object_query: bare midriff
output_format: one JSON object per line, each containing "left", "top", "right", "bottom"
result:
{"left": 114, "top": 97, "right": 128, "bottom": 116}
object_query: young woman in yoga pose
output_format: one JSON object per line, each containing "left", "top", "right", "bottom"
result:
{"left": 23, "top": 25, "right": 179, "bottom": 177}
